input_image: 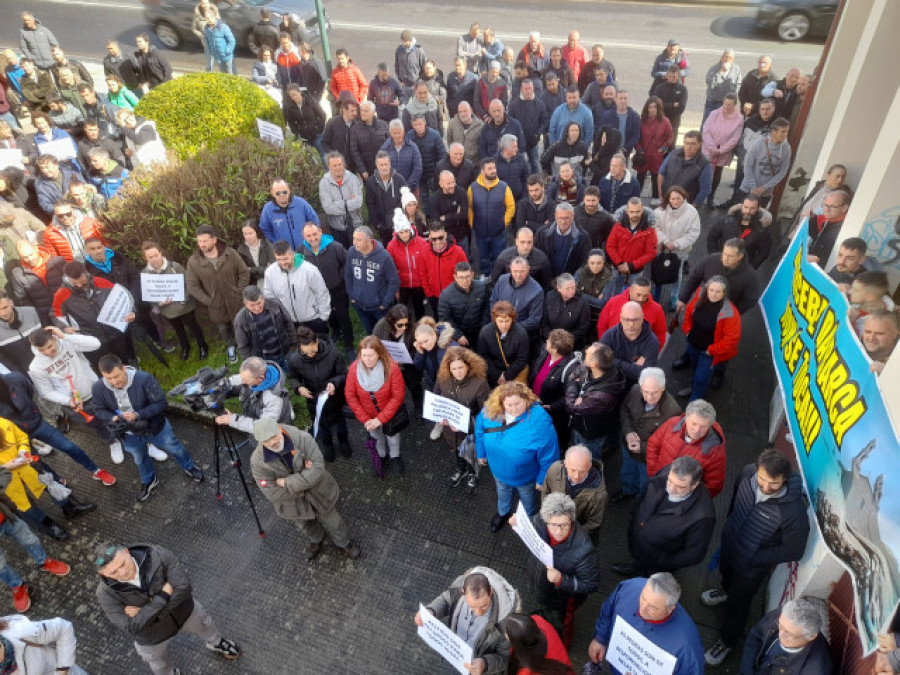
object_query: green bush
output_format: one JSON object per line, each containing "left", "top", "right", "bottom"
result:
{"left": 135, "top": 72, "right": 284, "bottom": 159}
{"left": 101, "top": 137, "right": 321, "bottom": 262}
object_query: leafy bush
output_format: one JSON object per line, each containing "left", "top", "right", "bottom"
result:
{"left": 101, "top": 137, "right": 321, "bottom": 262}
{"left": 135, "top": 72, "right": 284, "bottom": 159}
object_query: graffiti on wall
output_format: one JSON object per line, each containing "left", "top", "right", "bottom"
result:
{"left": 859, "top": 205, "right": 900, "bottom": 270}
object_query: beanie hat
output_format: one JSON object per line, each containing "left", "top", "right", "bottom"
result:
{"left": 400, "top": 186, "right": 417, "bottom": 210}
{"left": 253, "top": 418, "right": 279, "bottom": 443}
{"left": 401, "top": 29, "right": 413, "bottom": 42}
{"left": 393, "top": 208, "right": 414, "bottom": 234}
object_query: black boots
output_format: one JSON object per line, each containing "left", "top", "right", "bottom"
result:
{"left": 39, "top": 516, "right": 70, "bottom": 541}
{"left": 61, "top": 496, "right": 96, "bottom": 519}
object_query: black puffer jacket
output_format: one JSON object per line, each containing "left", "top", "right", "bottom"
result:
{"left": 287, "top": 337, "right": 347, "bottom": 426}
{"left": 678, "top": 252, "right": 760, "bottom": 315}
{"left": 541, "top": 290, "right": 592, "bottom": 348}
{"left": 9, "top": 255, "right": 65, "bottom": 324}
{"left": 565, "top": 364, "right": 628, "bottom": 440}
{"left": 477, "top": 322, "right": 530, "bottom": 386}
{"left": 525, "top": 515, "right": 599, "bottom": 610}
{"left": 349, "top": 118, "right": 389, "bottom": 176}
{"left": 284, "top": 95, "right": 326, "bottom": 144}
{"left": 437, "top": 279, "right": 490, "bottom": 345}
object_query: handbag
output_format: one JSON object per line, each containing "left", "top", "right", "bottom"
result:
{"left": 632, "top": 146, "right": 647, "bottom": 170}
{"left": 368, "top": 391, "right": 410, "bottom": 436}
{"left": 650, "top": 249, "right": 681, "bottom": 285}
{"left": 495, "top": 331, "right": 529, "bottom": 383}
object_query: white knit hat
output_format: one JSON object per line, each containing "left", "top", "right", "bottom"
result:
{"left": 393, "top": 208, "right": 413, "bottom": 234}
{"left": 400, "top": 186, "right": 417, "bottom": 210}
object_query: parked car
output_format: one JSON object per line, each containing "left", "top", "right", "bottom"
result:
{"left": 756, "top": 0, "right": 838, "bottom": 41}
{"left": 142, "top": 0, "right": 330, "bottom": 51}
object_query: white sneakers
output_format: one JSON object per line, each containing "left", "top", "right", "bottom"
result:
{"left": 148, "top": 444, "right": 168, "bottom": 461}
{"left": 32, "top": 439, "right": 53, "bottom": 456}
{"left": 109, "top": 441, "right": 124, "bottom": 464}
{"left": 429, "top": 422, "right": 443, "bottom": 441}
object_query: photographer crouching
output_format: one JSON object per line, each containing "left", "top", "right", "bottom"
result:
{"left": 214, "top": 357, "right": 294, "bottom": 433}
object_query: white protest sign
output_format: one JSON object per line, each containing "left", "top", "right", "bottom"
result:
{"left": 312, "top": 391, "right": 328, "bottom": 438}
{"left": 511, "top": 501, "right": 554, "bottom": 568}
{"left": 0, "top": 149, "right": 24, "bottom": 171}
{"left": 417, "top": 603, "right": 474, "bottom": 675}
{"left": 422, "top": 390, "right": 470, "bottom": 432}
{"left": 256, "top": 117, "right": 284, "bottom": 148}
{"left": 97, "top": 283, "right": 133, "bottom": 333}
{"left": 607, "top": 615, "right": 677, "bottom": 675}
{"left": 382, "top": 339, "right": 413, "bottom": 365}
{"left": 140, "top": 273, "right": 185, "bottom": 302}
{"left": 38, "top": 138, "right": 77, "bottom": 161}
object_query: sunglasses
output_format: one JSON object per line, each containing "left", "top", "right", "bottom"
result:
{"left": 56, "top": 211, "right": 74, "bottom": 217}
{"left": 274, "top": 190, "right": 289, "bottom": 196}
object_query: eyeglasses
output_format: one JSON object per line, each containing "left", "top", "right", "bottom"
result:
{"left": 429, "top": 235, "right": 446, "bottom": 242}
{"left": 274, "top": 190, "right": 289, "bottom": 196}
{"left": 546, "top": 521, "right": 572, "bottom": 531}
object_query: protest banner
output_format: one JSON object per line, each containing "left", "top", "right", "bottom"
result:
{"left": 417, "top": 603, "right": 473, "bottom": 674}
{"left": 97, "top": 284, "right": 132, "bottom": 332}
{"left": 140, "top": 273, "right": 185, "bottom": 303}
{"left": 37, "top": 138, "right": 77, "bottom": 161}
{"left": 0, "top": 149, "right": 24, "bottom": 171}
{"left": 382, "top": 339, "right": 413, "bottom": 364}
{"left": 312, "top": 392, "right": 328, "bottom": 438}
{"left": 511, "top": 501, "right": 553, "bottom": 568}
{"left": 607, "top": 615, "right": 676, "bottom": 675}
{"left": 422, "top": 391, "right": 470, "bottom": 432}
{"left": 257, "top": 118, "right": 284, "bottom": 148}
{"left": 760, "top": 229, "right": 900, "bottom": 653}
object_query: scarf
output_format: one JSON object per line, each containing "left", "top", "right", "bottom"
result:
{"left": 356, "top": 360, "right": 385, "bottom": 393}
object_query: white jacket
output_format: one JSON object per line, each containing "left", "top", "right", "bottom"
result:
{"left": 653, "top": 203, "right": 701, "bottom": 259}
{"left": 263, "top": 258, "right": 331, "bottom": 323}
{"left": 28, "top": 333, "right": 100, "bottom": 405}
{"left": 1, "top": 614, "right": 86, "bottom": 675}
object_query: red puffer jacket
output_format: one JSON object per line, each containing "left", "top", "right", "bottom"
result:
{"left": 42, "top": 214, "right": 106, "bottom": 262}
{"left": 645, "top": 414, "right": 726, "bottom": 497}
{"left": 387, "top": 233, "right": 428, "bottom": 289}
{"left": 420, "top": 239, "right": 468, "bottom": 298}
{"left": 345, "top": 358, "right": 406, "bottom": 425}
{"left": 605, "top": 222, "right": 658, "bottom": 273}
{"left": 682, "top": 288, "right": 741, "bottom": 365}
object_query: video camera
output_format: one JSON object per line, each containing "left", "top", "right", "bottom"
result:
{"left": 168, "top": 366, "right": 232, "bottom": 412}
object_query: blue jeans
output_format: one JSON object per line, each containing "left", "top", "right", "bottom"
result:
{"left": 203, "top": 44, "right": 215, "bottom": 72}
{"left": 353, "top": 306, "right": 387, "bottom": 334}
{"left": 0, "top": 516, "right": 47, "bottom": 588}
{"left": 32, "top": 420, "right": 98, "bottom": 473}
{"left": 121, "top": 420, "right": 197, "bottom": 485}
{"left": 620, "top": 444, "right": 649, "bottom": 495}
{"left": 495, "top": 478, "right": 539, "bottom": 517}
{"left": 572, "top": 429, "right": 604, "bottom": 463}
{"left": 0, "top": 111, "right": 19, "bottom": 130}
{"left": 526, "top": 146, "right": 540, "bottom": 174}
{"left": 685, "top": 343, "right": 716, "bottom": 401}
{"left": 475, "top": 233, "right": 506, "bottom": 277}
{"left": 217, "top": 60, "right": 234, "bottom": 74}
{"left": 456, "top": 235, "right": 470, "bottom": 258}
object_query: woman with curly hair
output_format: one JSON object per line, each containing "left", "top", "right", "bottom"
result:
{"left": 434, "top": 346, "right": 490, "bottom": 492}
{"left": 475, "top": 381, "right": 559, "bottom": 533}
{"left": 477, "top": 301, "right": 530, "bottom": 387}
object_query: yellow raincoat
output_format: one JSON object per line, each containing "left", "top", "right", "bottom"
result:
{"left": 0, "top": 417, "right": 46, "bottom": 510}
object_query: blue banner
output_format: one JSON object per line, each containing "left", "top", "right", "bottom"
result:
{"left": 760, "top": 230, "right": 900, "bottom": 653}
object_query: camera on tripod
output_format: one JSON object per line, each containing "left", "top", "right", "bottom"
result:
{"left": 168, "top": 366, "right": 232, "bottom": 412}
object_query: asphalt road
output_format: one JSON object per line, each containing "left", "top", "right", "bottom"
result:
{"left": 2, "top": 0, "right": 825, "bottom": 129}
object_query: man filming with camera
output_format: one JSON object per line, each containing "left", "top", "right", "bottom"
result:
{"left": 91, "top": 354, "right": 205, "bottom": 502}
{"left": 214, "top": 357, "right": 294, "bottom": 433}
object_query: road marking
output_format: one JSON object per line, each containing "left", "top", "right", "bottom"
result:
{"left": 36, "top": 0, "right": 142, "bottom": 8}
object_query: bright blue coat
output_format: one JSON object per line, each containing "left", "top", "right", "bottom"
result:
{"left": 475, "top": 404, "right": 558, "bottom": 487}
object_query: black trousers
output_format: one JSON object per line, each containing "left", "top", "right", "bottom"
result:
{"left": 166, "top": 311, "right": 208, "bottom": 350}
{"left": 398, "top": 286, "right": 426, "bottom": 320}
{"left": 719, "top": 554, "right": 768, "bottom": 646}
{"left": 328, "top": 287, "right": 355, "bottom": 350}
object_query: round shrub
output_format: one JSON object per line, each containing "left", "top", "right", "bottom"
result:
{"left": 135, "top": 72, "right": 284, "bottom": 159}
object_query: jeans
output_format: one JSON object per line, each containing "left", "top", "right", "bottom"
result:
{"left": 474, "top": 233, "right": 506, "bottom": 277}
{"left": 353, "top": 306, "right": 387, "bottom": 334}
{"left": 456, "top": 235, "right": 470, "bottom": 258}
{"left": 121, "top": 419, "right": 197, "bottom": 485}
{"left": 134, "top": 599, "right": 221, "bottom": 675}
{"left": 203, "top": 43, "right": 215, "bottom": 72}
{"left": 572, "top": 429, "right": 604, "bottom": 463}
{"left": 0, "top": 517, "right": 47, "bottom": 588}
{"left": 217, "top": 60, "right": 234, "bottom": 74}
{"left": 620, "top": 444, "right": 649, "bottom": 495}
{"left": 685, "top": 343, "right": 716, "bottom": 401}
{"left": 215, "top": 322, "right": 235, "bottom": 348}
{"left": 0, "top": 111, "right": 19, "bottom": 130}
{"left": 525, "top": 145, "right": 540, "bottom": 174}
{"left": 494, "top": 478, "right": 539, "bottom": 517}
{"left": 702, "top": 99, "right": 722, "bottom": 127}
{"left": 32, "top": 420, "right": 98, "bottom": 473}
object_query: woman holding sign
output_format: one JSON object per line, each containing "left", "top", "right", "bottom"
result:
{"left": 476, "top": 381, "right": 558, "bottom": 534}
{"left": 374, "top": 304, "right": 423, "bottom": 410}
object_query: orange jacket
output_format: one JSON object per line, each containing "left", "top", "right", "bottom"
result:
{"left": 329, "top": 62, "right": 368, "bottom": 103}
{"left": 682, "top": 287, "right": 741, "bottom": 365}
{"left": 42, "top": 215, "right": 105, "bottom": 262}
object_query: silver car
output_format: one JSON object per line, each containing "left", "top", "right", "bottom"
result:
{"left": 141, "top": 0, "right": 329, "bottom": 51}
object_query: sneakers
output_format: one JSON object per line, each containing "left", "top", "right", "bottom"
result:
{"left": 447, "top": 468, "right": 466, "bottom": 487}
{"left": 226, "top": 346, "right": 237, "bottom": 365}
{"left": 148, "top": 444, "right": 168, "bottom": 461}
{"left": 305, "top": 541, "right": 323, "bottom": 560}
{"left": 207, "top": 637, "right": 241, "bottom": 660}
{"left": 32, "top": 439, "right": 53, "bottom": 456}
{"left": 465, "top": 473, "right": 477, "bottom": 494}
{"left": 650, "top": 197, "right": 661, "bottom": 207}
{"left": 56, "top": 413, "right": 71, "bottom": 434}
{"left": 429, "top": 422, "right": 443, "bottom": 441}
{"left": 705, "top": 639, "right": 732, "bottom": 666}
{"left": 41, "top": 558, "right": 71, "bottom": 576}
{"left": 343, "top": 540, "right": 361, "bottom": 559}
{"left": 93, "top": 469, "right": 116, "bottom": 486}
{"left": 109, "top": 441, "right": 125, "bottom": 464}
{"left": 700, "top": 588, "right": 729, "bottom": 607}
{"left": 676, "top": 387, "right": 692, "bottom": 398}
{"left": 12, "top": 585, "right": 31, "bottom": 612}
{"left": 184, "top": 466, "right": 205, "bottom": 483}
{"left": 137, "top": 476, "right": 160, "bottom": 502}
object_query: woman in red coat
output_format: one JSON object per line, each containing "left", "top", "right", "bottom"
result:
{"left": 345, "top": 336, "right": 408, "bottom": 474}
{"left": 634, "top": 97, "right": 673, "bottom": 207}
{"left": 679, "top": 275, "right": 741, "bottom": 401}
{"left": 503, "top": 613, "right": 575, "bottom": 675}
{"left": 386, "top": 204, "right": 429, "bottom": 320}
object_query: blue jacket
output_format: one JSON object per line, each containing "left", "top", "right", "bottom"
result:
{"left": 600, "top": 321, "right": 659, "bottom": 384}
{"left": 259, "top": 196, "right": 320, "bottom": 250}
{"left": 344, "top": 242, "right": 400, "bottom": 311}
{"left": 35, "top": 164, "right": 78, "bottom": 216}
{"left": 548, "top": 102, "right": 594, "bottom": 145}
{"left": 405, "top": 127, "right": 446, "bottom": 185}
{"left": 91, "top": 367, "right": 170, "bottom": 437}
{"left": 475, "top": 404, "right": 558, "bottom": 486}
{"left": 204, "top": 21, "right": 236, "bottom": 63}
{"left": 594, "top": 577, "right": 704, "bottom": 675}
{"left": 380, "top": 137, "right": 422, "bottom": 189}
{"left": 597, "top": 170, "right": 642, "bottom": 214}
{"left": 90, "top": 164, "right": 129, "bottom": 199}
{"left": 478, "top": 116, "right": 526, "bottom": 161}
{"left": 490, "top": 273, "right": 544, "bottom": 333}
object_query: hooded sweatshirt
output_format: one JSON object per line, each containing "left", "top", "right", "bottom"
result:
{"left": 262, "top": 252, "right": 331, "bottom": 324}
{"left": 28, "top": 333, "right": 101, "bottom": 404}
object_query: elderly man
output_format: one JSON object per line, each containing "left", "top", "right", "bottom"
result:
{"left": 863, "top": 309, "right": 899, "bottom": 376}
{"left": 807, "top": 189, "right": 851, "bottom": 268}
{"left": 827, "top": 237, "right": 867, "bottom": 290}
{"left": 495, "top": 134, "right": 529, "bottom": 203}
{"left": 548, "top": 85, "right": 594, "bottom": 145}
{"left": 233, "top": 285, "right": 295, "bottom": 367}
{"left": 415, "top": 567, "right": 519, "bottom": 674}
{"left": 468, "top": 158, "right": 515, "bottom": 276}
{"left": 702, "top": 448, "right": 810, "bottom": 666}
{"left": 598, "top": 157, "right": 642, "bottom": 214}
{"left": 491, "top": 226, "right": 552, "bottom": 289}
{"left": 318, "top": 152, "right": 363, "bottom": 249}
{"left": 445, "top": 102, "right": 483, "bottom": 163}
{"left": 259, "top": 179, "right": 320, "bottom": 251}
{"left": 94, "top": 541, "right": 241, "bottom": 673}
{"left": 762, "top": 67, "right": 803, "bottom": 119}
{"left": 366, "top": 150, "right": 408, "bottom": 246}
{"left": 535, "top": 203, "right": 592, "bottom": 277}
{"left": 741, "top": 597, "right": 833, "bottom": 674}
{"left": 435, "top": 142, "right": 477, "bottom": 192}
{"left": 215, "top": 356, "right": 294, "bottom": 435}
{"left": 588, "top": 573, "right": 704, "bottom": 675}
{"left": 479, "top": 100, "right": 526, "bottom": 161}
{"left": 380, "top": 118, "right": 422, "bottom": 193}
{"left": 619, "top": 367, "right": 682, "bottom": 497}
{"left": 599, "top": 301, "right": 659, "bottom": 387}
{"left": 490, "top": 256, "right": 544, "bottom": 334}
{"left": 250, "top": 419, "right": 360, "bottom": 560}
{"left": 703, "top": 48, "right": 742, "bottom": 123}
{"left": 739, "top": 55, "right": 777, "bottom": 116}
{"left": 349, "top": 101, "right": 388, "bottom": 180}
{"left": 613, "top": 456, "right": 715, "bottom": 577}
{"left": 561, "top": 32, "right": 590, "bottom": 82}
{"left": 645, "top": 399, "right": 726, "bottom": 497}
{"left": 540, "top": 445, "right": 607, "bottom": 543}
{"left": 344, "top": 226, "right": 400, "bottom": 332}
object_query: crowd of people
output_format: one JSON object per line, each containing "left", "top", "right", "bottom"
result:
{"left": 1, "top": 6, "right": 899, "bottom": 674}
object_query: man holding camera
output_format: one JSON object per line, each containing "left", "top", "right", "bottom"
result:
{"left": 214, "top": 357, "right": 294, "bottom": 434}
{"left": 91, "top": 354, "right": 205, "bottom": 502}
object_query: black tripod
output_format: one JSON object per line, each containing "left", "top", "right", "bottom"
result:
{"left": 213, "top": 424, "right": 265, "bottom": 537}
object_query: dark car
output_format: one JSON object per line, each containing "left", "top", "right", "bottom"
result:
{"left": 142, "top": 0, "right": 329, "bottom": 52}
{"left": 756, "top": 0, "right": 838, "bottom": 41}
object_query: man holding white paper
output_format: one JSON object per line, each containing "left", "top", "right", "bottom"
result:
{"left": 415, "top": 566, "right": 519, "bottom": 674}
{"left": 588, "top": 573, "right": 704, "bottom": 675}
